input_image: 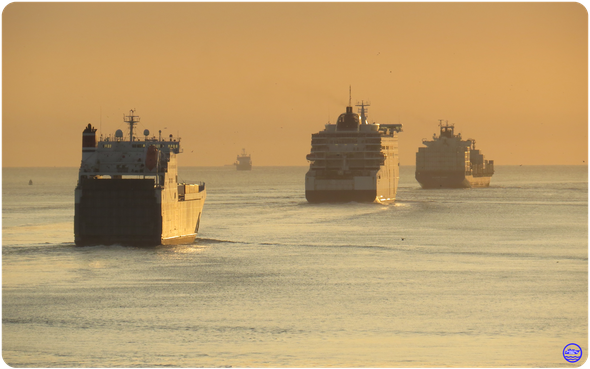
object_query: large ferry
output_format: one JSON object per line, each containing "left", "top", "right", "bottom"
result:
{"left": 74, "top": 110, "right": 206, "bottom": 246}
{"left": 305, "top": 99, "right": 403, "bottom": 203}
{"left": 234, "top": 148, "right": 252, "bottom": 171}
{"left": 416, "top": 121, "right": 494, "bottom": 188}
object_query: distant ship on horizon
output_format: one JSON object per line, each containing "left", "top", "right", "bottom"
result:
{"left": 234, "top": 148, "right": 252, "bottom": 171}
{"left": 416, "top": 121, "right": 494, "bottom": 188}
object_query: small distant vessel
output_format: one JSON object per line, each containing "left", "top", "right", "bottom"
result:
{"left": 234, "top": 149, "right": 252, "bottom": 171}
{"left": 74, "top": 109, "right": 206, "bottom": 246}
{"left": 416, "top": 121, "right": 494, "bottom": 188}
{"left": 305, "top": 96, "right": 403, "bottom": 204}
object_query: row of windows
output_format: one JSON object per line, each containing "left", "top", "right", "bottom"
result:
{"left": 329, "top": 139, "right": 358, "bottom": 144}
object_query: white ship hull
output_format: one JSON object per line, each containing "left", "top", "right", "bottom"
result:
{"left": 415, "top": 171, "right": 492, "bottom": 189}
{"left": 305, "top": 167, "right": 399, "bottom": 204}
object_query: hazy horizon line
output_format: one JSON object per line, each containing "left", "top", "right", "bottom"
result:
{"left": 3, "top": 164, "right": 589, "bottom": 169}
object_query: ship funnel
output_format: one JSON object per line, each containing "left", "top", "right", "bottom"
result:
{"left": 82, "top": 124, "right": 97, "bottom": 150}
{"left": 81, "top": 124, "right": 97, "bottom": 165}
{"left": 336, "top": 106, "right": 360, "bottom": 131}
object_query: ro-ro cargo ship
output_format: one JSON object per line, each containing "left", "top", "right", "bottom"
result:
{"left": 74, "top": 110, "right": 206, "bottom": 246}
{"left": 416, "top": 121, "right": 494, "bottom": 188}
{"left": 305, "top": 99, "right": 403, "bottom": 203}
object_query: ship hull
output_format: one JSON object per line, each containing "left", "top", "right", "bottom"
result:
{"left": 305, "top": 170, "right": 397, "bottom": 204}
{"left": 74, "top": 178, "right": 205, "bottom": 246}
{"left": 305, "top": 189, "right": 377, "bottom": 203}
{"left": 161, "top": 233, "right": 198, "bottom": 245}
{"left": 235, "top": 164, "right": 252, "bottom": 171}
{"left": 416, "top": 171, "right": 492, "bottom": 189}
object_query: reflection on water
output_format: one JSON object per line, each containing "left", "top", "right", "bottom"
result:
{"left": 2, "top": 166, "right": 587, "bottom": 367}
{"left": 155, "top": 244, "right": 211, "bottom": 260}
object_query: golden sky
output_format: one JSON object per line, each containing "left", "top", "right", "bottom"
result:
{"left": 3, "top": 2, "right": 587, "bottom": 167}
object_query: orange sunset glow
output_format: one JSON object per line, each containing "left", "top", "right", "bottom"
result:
{"left": 3, "top": 2, "right": 587, "bottom": 167}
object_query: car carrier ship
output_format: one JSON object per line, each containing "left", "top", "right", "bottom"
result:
{"left": 416, "top": 121, "right": 494, "bottom": 188}
{"left": 74, "top": 109, "right": 206, "bottom": 246}
{"left": 234, "top": 148, "right": 252, "bottom": 170}
{"left": 305, "top": 99, "right": 403, "bottom": 203}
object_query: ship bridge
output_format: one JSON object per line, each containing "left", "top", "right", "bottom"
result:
{"left": 440, "top": 124, "right": 454, "bottom": 138}
{"left": 78, "top": 110, "right": 184, "bottom": 184}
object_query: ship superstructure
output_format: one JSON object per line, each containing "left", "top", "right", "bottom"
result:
{"left": 416, "top": 121, "right": 494, "bottom": 188}
{"left": 74, "top": 109, "right": 206, "bottom": 246}
{"left": 234, "top": 148, "right": 252, "bottom": 171}
{"left": 305, "top": 100, "right": 403, "bottom": 203}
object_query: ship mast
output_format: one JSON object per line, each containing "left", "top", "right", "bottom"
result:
{"left": 356, "top": 100, "right": 370, "bottom": 125}
{"left": 124, "top": 109, "right": 140, "bottom": 142}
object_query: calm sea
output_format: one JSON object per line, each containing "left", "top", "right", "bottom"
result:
{"left": 2, "top": 165, "right": 588, "bottom": 367}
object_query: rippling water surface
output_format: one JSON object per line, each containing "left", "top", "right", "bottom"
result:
{"left": 2, "top": 165, "right": 587, "bottom": 367}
